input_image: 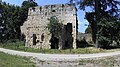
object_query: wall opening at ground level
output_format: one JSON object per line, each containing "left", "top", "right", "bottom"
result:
{"left": 50, "top": 36, "right": 59, "bottom": 49}
{"left": 33, "top": 34, "right": 36, "bottom": 45}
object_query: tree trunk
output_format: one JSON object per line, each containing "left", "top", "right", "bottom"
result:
{"left": 95, "top": 0, "right": 100, "bottom": 48}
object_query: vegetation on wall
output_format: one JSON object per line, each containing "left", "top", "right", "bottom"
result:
{"left": 47, "top": 16, "right": 63, "bottom": 37}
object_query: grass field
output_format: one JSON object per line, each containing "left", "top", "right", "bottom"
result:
{"left": 0, "top": 52, "right": 35, "bottom": 67}
{"left": 0, "top": 41, "right": 120, "bottom": 54}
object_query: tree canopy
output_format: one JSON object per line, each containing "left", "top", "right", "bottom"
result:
{"left": 0, "top": 0, "right": 38, "bottom": 42}
{"left": 71, "top": 0, "right": 120, "bottom": 48}
{"left": 47, "top": 16, "right": 63, "bottom": 37}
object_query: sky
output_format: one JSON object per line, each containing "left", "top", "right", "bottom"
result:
{"left": 2, "top": 0, "right": 89, "bottom": 33}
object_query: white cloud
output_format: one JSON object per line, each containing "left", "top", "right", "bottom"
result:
{"left": 85, "top": 20, "right": 88, "bottom": 23}
{"left": 78, "top": 20, "right": 89, "bottom": 33}
{"left": 78, "top": 20, "right": 89, "bottom": 25}
{"left": 78, "top": 20, "right": 83, "bottom": 25}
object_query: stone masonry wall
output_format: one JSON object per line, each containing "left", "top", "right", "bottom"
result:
{"left": 21, "top": 4, "right": 78, "bottom": 49}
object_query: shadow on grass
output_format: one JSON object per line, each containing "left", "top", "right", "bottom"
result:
{"left": 76, "top": 40, "right": 94, "bottom": 48}
{"left": 102, "top": 46, "right": 120, "bottom": 50}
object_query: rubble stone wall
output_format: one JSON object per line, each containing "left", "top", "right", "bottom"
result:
{"left": 21, "top": 4, "right": 78, "bottom": 49}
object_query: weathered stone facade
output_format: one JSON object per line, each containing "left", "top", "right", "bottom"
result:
{"left": 77, "top": 33, "right": 93, "bottom": 43}
{"left": 77, "top": 33, "right": 93, "bottom": 48}
{"left": 21, "top": 4, "right": 78, "bottom": 49}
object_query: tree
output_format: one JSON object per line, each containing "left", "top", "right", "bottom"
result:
{"left": 0, "top": 2, "right": 21, "bottom": 40}
{"left": 0, "top": 0, "right": 38, "bottom": 42}
{"left": 97, "top": 17, "right": 120, "bottom": 48}
{"left": 0, "top": 0, "right": 3, "bottom": 42}
{"left": 47, "top": 16, "right": 63, "bottom": 37}
{"left": 18, "top": 0, "right": 38, "bottom": 39}
{"left": 70, "top": 0, "right": 120, "bottom": 48}
{"left": 85, "top": 25, "right": 92, "bottom": 34}
{"left": 47, "top": 16, "right": 63, "bottom": 49}
{"left": 19, "top": 0, "right": 38, "bottom": 25}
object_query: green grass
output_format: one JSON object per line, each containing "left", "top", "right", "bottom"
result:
{"left": 21, "top": 47, "right": 104, "bottom": 54}
{"left": 0, "top": 41, "right": 120, "bottom": 54}
{"left": 0, "top": 52, "right": 35, "bottom": 67}
{"left": 0, "top": 41, "right": 105, "bottom": 54}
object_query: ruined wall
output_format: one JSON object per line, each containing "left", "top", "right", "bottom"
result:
{"left": 21, "top": 4, "right": 78, "bottom": 49}
{"left": 77, "top": 33, "right": 93, "bottom": 43}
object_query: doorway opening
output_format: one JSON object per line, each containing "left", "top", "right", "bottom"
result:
{"left": 50, "top": 36, "right": 59, "bottom": 49}
{"left": 67, "top": 23, "right": 72, "bottom": 33}
{"left": 33, "top": 34, "right": 36, "bottom": 45}
{"left": 65, "top": 40, "right": 69, "bottom": 49}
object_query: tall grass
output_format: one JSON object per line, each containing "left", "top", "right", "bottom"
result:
{"left": 0, "top": 41, "right": 105, "bottom": 54}
{"left": 0, "top": 40, "right": 25, "bottom": 50}
{"left": 1, "top": 41, "right": 120, "bottom": 54}
{"left": 0, "top": 52, "right": 35, "bottom": 67}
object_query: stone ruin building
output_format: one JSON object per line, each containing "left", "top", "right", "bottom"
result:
{"left": 21, "top": 4, "right": 78, "bottom": 49}
{"left": 77, "top": 33, "right": 93, "bottom": 47}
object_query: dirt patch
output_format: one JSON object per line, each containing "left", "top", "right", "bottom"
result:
{"left": 31, "top": 55, "right": 120, "bottom": 67}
